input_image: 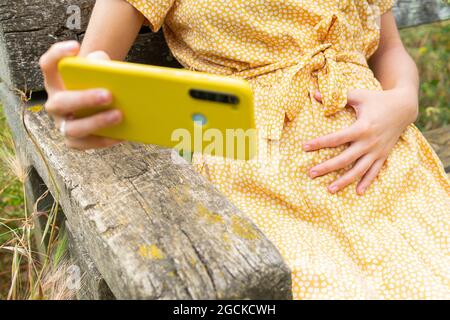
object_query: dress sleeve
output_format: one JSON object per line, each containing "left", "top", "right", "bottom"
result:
{"left": 125, "top": 0, "right": 175, "bottom": 32}
{"left": 368, "top": 0, "right": 395, "bottom": 15}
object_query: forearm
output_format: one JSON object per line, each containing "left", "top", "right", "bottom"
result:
{"left": 80, "top": 0, "right": 144, "bottom": 60}
{"left": 370, "top": 46, "right": 419, "bottom": 92}
{"left": 369, "top": 12, "right": 419, "bottom": 121}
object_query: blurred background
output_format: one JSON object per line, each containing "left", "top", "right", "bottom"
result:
{"left": 402, "top": 20, "right": 449, "bottom": 131}
{"left": 0, "top": 20, "right": 449, "bottom": 299}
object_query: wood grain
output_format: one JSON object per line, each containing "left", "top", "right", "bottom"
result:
{"left": 66, "top": 220, "right": 115, "bottom": 300}
{"left": 393, "top": 0, "right": 450, "bottom": 28}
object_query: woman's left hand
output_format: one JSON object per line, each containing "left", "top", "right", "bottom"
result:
{"left": 303, "top": 88, "right": 418, "bottom": 195}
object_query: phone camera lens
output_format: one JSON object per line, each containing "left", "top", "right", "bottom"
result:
{"left": 190, "top": 89, "right": 239, "bottom": 105}
{"left": 206, "top": 92, "right": 216, "bottom": 101}
{"left": 228, "top": 95, "right": 239, "bottom": 105}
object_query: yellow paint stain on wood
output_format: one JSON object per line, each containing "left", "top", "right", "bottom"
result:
{"left": 197, "top": 203, "right": 224, "bottom": 224}
{"left": 231, "top": 215, "right": 259, "bottom": 240}
{"left": 138, "top": 244, "right": 165, "bottom": 260}
{"left": 167, "top": 271, "right": 176, "bottom": 277}
{"left": 189, "top": 257, "right": 198, "bottom": 267}
{"left": 222, "top": 233, "right": 232, "bottom": 250}
{"left": 222, "top": 233, "right": 231, "bottom": 243}
{"left": 28, "top": 105, "right": 43, "bottom": 113}
{"left": 171, "top": 185, "right": 192, "bottom": 206}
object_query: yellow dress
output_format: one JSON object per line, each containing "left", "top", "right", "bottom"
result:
{"left": 126, "top": 0, "right": 450, "bottom": 299}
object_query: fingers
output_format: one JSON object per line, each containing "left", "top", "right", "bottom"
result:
{"left": 39, "top": 41, "right": 80, "bottom": 94}
{"left": 303, "top": 122, "right": 362, "bottom": 151}
{"left": 346, "top": 89, "right": 368, "bottom": 106}
{"left": 356, "top": 158, "right": 386, "bottom": 195}
{"left": 45, "top": 89, "right": 112, "bottom": 117}
{"left": 309, "top": 142, "right": 368, "bottom": 179}
{"left": 313, "top": 89, "right": 368, "bottom": 107}
{"left": 328, "top": 154, "right": 375, "bottom": 194}
{"left": 61, "top": 109, "right": 122, "bottom": 139}
{"left": 40, "top": 43, "right": 118, "bottom": 151}
{"left": 65, "top": 135, "right": 122, "bottom": 150}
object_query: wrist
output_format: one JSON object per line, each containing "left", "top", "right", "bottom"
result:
{"left": 389, "top": 86, "right": 419, "bottom": 125}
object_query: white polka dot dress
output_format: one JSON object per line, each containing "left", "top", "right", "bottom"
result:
{"left": 125, "top": 0, "right": 450, "bottom": 299}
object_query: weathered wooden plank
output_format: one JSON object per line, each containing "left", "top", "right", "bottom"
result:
{"left": 423, "top": 125, "right": 450, "bottom": 173}
{"left": 23, "top": 167, "right": 53, "bottom": 261}
{"left": 65, "top": 221, "right": 115, "bottom": 300}
{"left": 393, "top": 0, "right": 450, "bottom": 28}
{"left": 0, "top": 84, "right": 292, "bottom": 300}
{"left": 24, "top": 163, "right": 114, "bottom": 299}
{"left": 0, "top": 0, "right": 448, "bottom": 92}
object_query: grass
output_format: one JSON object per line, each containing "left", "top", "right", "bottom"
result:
{"left": 0, "top": 109, "right": 25, "bottom": 298}
{"left": 0, "top": 110, "right": 24, "bottom": 243}
{"left": 0, "top": 20, "right": 448, "bottom": 299}
{"left": 0, "top": 100, "right": 75, "bottom": 300}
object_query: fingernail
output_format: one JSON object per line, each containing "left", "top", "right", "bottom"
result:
{"left": 106, "top": 110, "right": 121, "bottom": 123}
{"left": 309, "top": 170, "right": 318, "bottom": 178}
{"left": 97, "top": 90, "right": 111, "bottom": 104}
{"left": 329, "top": 185, "right": 338, "bottom": 193}
{"left": 62, "top": 41, "right": 78, "bottom": 52}
{"left": 303, "top": 144, "right": 312, "bottom": 151}
{"left": 357, "top": 187, "right": 366, "bottom": 195}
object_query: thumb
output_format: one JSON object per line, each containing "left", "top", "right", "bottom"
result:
{"left": 86, "top": 50, "right": 111, "bottom": 61}
{"left": 346, "top": 89, "right": 368, "bottom": 106}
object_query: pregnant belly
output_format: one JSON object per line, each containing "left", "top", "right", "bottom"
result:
{"left": 246, "top": 61, "right": 381, "bottom": 143}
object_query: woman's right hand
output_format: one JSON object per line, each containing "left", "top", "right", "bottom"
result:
{"left": 40, "top": 40, "right": 123, "bottom": 150}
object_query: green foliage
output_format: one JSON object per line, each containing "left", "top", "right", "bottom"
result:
{"left": 0, "top": 107, "right": 25, "bottom": 298}
{"left": 53, "top": 229, "right": 68, "bottom": 268}
{"left": 400, "top": 20, "right": 450, "bottom": 130}
{"left": 0, "top": 108, "right": 24, "bottom": 244}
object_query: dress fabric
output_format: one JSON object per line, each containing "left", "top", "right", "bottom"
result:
{"left": 126, "top": 0, "right": 450, "bottom": 299}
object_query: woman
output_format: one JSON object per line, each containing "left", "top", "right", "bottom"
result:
{"left": 40, "top": 0, "right": 450, "bottom": 299}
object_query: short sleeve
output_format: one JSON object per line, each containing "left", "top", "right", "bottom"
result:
{"left": 125, "top": 0, "right": 175, "bottom": 32}
{"left": 368, "top": 0, "right": 395, "bottom": 15}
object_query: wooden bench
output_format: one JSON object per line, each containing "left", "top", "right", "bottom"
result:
{"left": 1, "top": 0, "right": 449, "bottom": 299}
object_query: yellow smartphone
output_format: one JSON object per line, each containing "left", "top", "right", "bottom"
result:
{"left": 58, "top": 57, "right": 256, "bottom": 160}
